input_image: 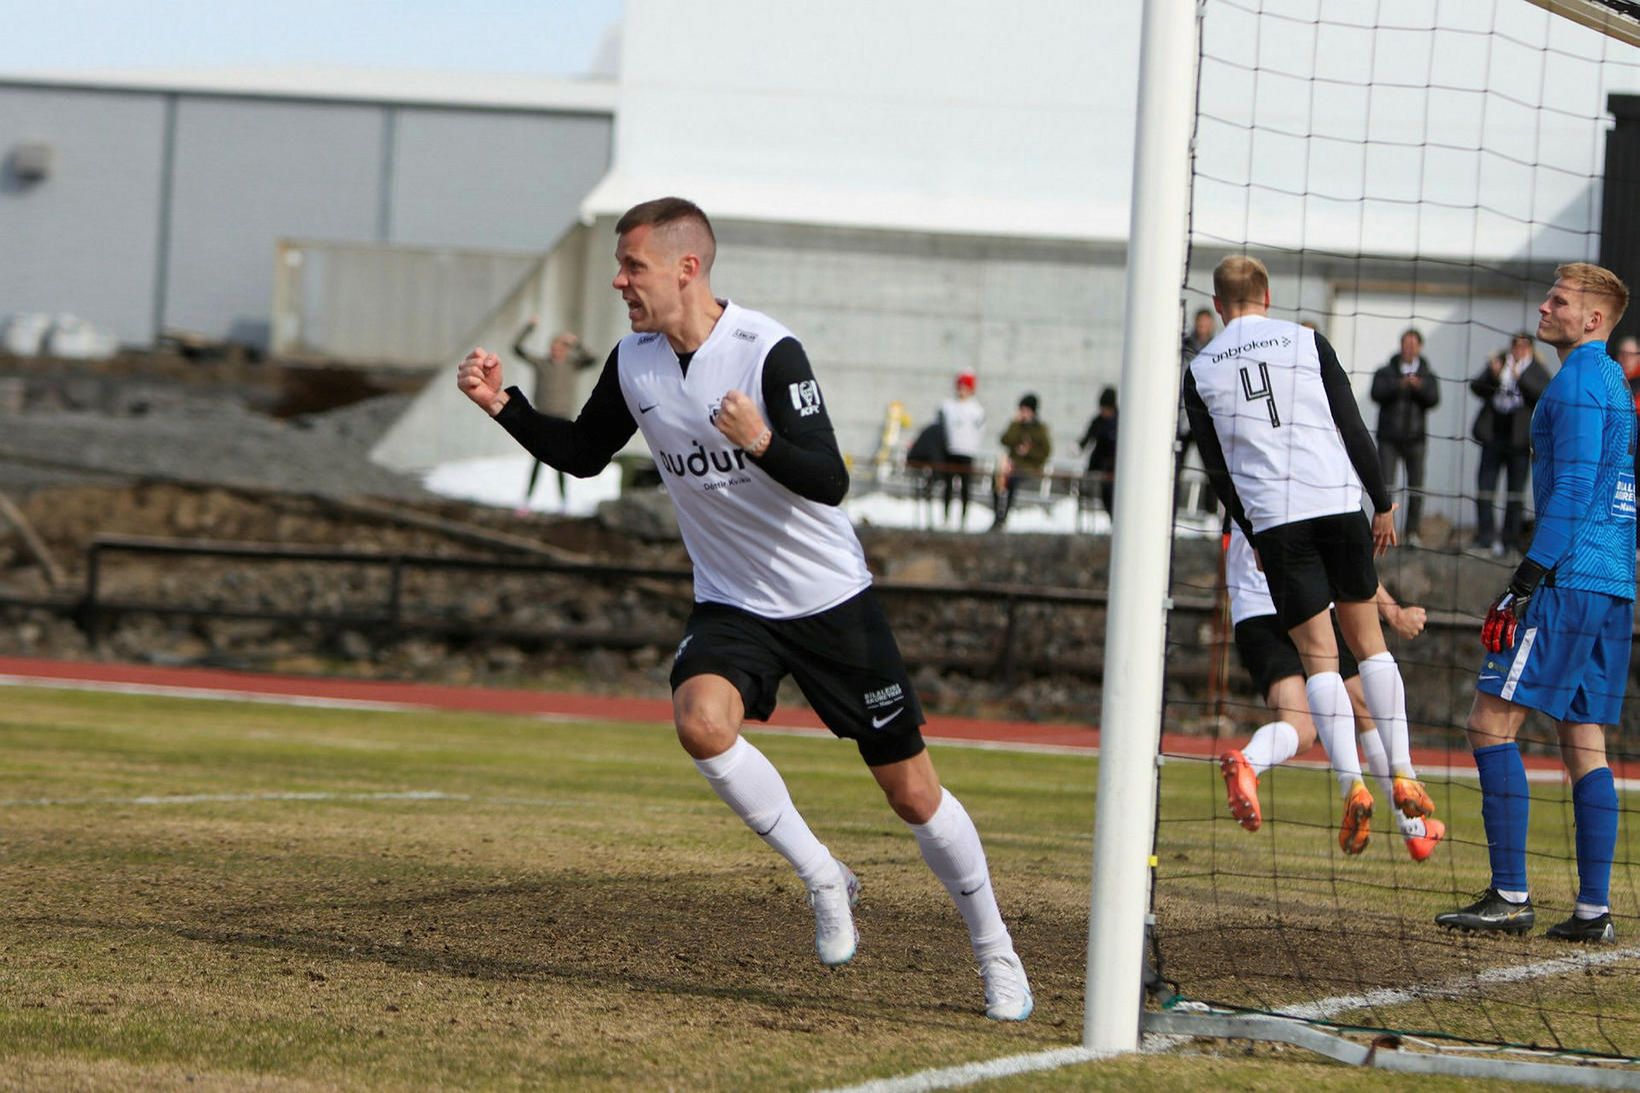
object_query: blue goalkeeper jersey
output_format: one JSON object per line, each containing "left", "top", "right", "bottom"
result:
{"left": 1525, "top": 340, "right": 1636, "bottom": 600}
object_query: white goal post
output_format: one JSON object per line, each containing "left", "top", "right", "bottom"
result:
{"left": 1083, "top": 0, "right": 1200, "bottom": 1055}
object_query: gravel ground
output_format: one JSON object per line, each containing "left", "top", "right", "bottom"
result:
{"left": 0, "top": 373, "right": 427, "bottom": 502}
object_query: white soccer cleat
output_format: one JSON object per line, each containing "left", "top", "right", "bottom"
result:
{"left": 980, "top": 951, "right": 1034, "bottom": 1021}
{"left": 808, "top": 859, "right": 860, "bottom": 966}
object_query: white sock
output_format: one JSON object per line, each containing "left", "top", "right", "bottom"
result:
{"left": 1241, "top": 720, "right": 1300, "bottom": 776}
{"left": 693, "top": 737, "right": 836, "bottom": 889}
{"left": 1357, "top": 727, "right": 1396, "bottom": 801}
{"left": 1358, "top": 653, "right": 1415, "bottom": 779}
{"left": 909, "top": 790, "right": 1012, "bottom": 960}
{"left": 1576, "top": 901, "right": 1610, "bottom": 919}
{"left": 1498, "top": 889, "right": 1529, "bottom": 904}
{"left": 1305, "top": 672, "right": 1364, "bottom": 798}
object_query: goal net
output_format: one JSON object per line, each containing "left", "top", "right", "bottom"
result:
{"left": 1150, "top": 0, "right": 1640, "bottom": 1073}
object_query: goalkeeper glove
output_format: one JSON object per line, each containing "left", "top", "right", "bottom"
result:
{"left": 1481, "top": 557, "right": 1549, "bottom": 653}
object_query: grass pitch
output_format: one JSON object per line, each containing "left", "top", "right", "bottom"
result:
{"left": 0, "top": 683, "right": 1631, "bottom": 1090}
{"left": 0, "top": 685, "right": 1094, "bottom": 1090}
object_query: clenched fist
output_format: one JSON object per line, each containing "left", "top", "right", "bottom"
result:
{"left": 457, "top": 348, "right": 510, "bottom": 416}
{"left": 714, "top": 389, "right": 769, "bottom": 451}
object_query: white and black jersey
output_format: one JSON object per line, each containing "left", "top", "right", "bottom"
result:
{"left": 1184, "top": 315, "right": 1391, "bottom": 537}
{"left": 493, "top": 300, "right": 872, "bottom": 619}
{"left": 1225, "top": 524, "right": 1277, "bottom": 626}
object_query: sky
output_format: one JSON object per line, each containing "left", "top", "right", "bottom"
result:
{"left": 0, "top": 0, "right": 624, "bottom": 78}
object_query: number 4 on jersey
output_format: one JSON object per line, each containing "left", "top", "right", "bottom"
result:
{"left": 1240, "top": 362, "right": 1281, "bottom": 428}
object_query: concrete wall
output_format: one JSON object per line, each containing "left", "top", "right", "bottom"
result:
{"left": 0, "top": 78, "right": 613, "bottom": 350}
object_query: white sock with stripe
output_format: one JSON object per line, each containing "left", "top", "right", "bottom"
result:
{"left": 693, "top": 737, "right": 836, "bottom": 889}
{"left": 909, "top": 790, "right": 1012, "bottom": 960}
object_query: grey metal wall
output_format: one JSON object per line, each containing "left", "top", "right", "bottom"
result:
{"left": 0, "top": 79, "right": 613, "bottom": 350}
{"left": 389, "top": 109, "right": 610, "bottom": 250}
{"left": 0, "top": 85, "right": 168, "bottom": 343}
{"left": 166, "top": 98, "right": 383, "bottom": 346}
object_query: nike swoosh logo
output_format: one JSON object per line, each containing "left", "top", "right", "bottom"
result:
{"left": 1479, "top": 674, "right": 1503, "bottom": 681}
{"left": 960, "top": 879, "right": 990, "bottom": 897}
{"left": 870, "top": 708, "right": 904, "bottom": 729}
{"left": 639, "top": 403, "right": 658, "bottom": 414}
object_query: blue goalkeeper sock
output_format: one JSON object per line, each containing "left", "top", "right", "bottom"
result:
{"left": 1475, "top": 742, "right": 1530, "bottom": 896}
{"left": 1573, "top": 766, "right": 1618, "bottom": 915}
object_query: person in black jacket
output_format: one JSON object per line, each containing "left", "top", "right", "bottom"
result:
{"left": 1079, "top": 386, "right": 1118, "bottom": 522}
{"left": 1369, "top": 329, "right": 1441, "bottom": 545}
{"left": 1468, "top": 332, "right": 1551, "bottom": 556}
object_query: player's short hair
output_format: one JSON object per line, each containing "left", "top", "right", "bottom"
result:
{"left": 1401, "top": 328, "right": 1423, "bottom": 345}
{"left": 1555, "top": 262, "right": 1629, "bottom": 326}
{"left": 1213, "top": 255, "right": 1269, "bottom": 307}
{"left": 616, "top": 197, "right": 717, "bottom": 272}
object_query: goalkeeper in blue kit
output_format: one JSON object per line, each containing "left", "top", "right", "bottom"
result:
{"left": 1437, "top": 263, "right": 1636, "bottom": 942}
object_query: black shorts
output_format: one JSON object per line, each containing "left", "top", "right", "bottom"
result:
{"left": 669, "top": 589, "right": 927, "bottom": 767}
{"left": 1234, "top": 613, "right": 1360, "bottom": 697}
{"left": 1251, "top": 512, "right": 1379, "bottom": 630}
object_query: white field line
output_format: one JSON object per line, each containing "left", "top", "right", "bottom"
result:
{"left": 1285, "top": 945, "right": 1640, "bottom": 1023}
{"left": 0, "top": 674, "right": 425, "bottom": 713}
{"left": 816, "top": 1045, "right": 1115, "bottom": 1093}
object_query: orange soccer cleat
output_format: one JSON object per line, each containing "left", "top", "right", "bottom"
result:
{"left": 1392, "top": 776, "right": 1435, "bottom": 819}
{"left": 1220, "top": 749, "right": 1262, "bottom": 832}
{"left": 1404, "top": 817, "right": 1446, "bottom": 862}
{"left": 1339, "top": 781, "right": 1374, "bottom": 855}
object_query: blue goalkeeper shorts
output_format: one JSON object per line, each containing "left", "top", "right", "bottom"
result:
{"left": 1476, "top": 585, "right": 1633, "bottom": 725}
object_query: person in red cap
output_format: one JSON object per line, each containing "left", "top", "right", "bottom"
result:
{"left": 937, "top": 371, "right": 987, "bottom": 527}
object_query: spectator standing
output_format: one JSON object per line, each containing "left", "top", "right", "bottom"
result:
{"left": 991, "top": 394, "right": 1051, "bottom": 529}
{"left": 1370, "top": 329, "right": 1441, "bottom": 545}
{"left": 937, "top": 371, "right": 986, "bottom": 527}
{"left": 1468, "top": 332, "right": 1550, "bottom": 557}
{"left": 512, "top": 321, "right": 596, "bottom": 509}
{"left": 1079, "top": 386, "right": 1119, "bottom": 521}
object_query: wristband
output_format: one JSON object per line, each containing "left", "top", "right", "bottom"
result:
{"left": 1508, "top": 556, "right": 1549, "bottom": 598}
{"left": 746, "top": 429, "right": 773, "bottom": 457}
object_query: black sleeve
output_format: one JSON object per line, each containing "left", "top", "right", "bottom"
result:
{"left": 1470, "top": 364, "right": 1499, "bottom": 400}
{"left": 1316, "top": 334, "right": 1393, "bottom": 514}
{"left": 493, "top": 347, "right": 636, "bottom": 477}
{"left": 754, "top": 337, "right": 850, "bottom": 505}
{"left": 1182, "top": 370, "right": 1254, "bottom": 539}
{"left": 1368, "top": 363, "right": 1398, "bottom": 406}
{"left": 1520, "top": 361, "right": 1551, "bottom": 403}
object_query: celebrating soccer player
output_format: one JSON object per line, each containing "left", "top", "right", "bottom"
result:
{"left": 1436, "top": 264, "right": 1634, "bottom": 942}
{"left": 456, "top": 197, "right": 1032, "bottom": 1019}
{"left": 1218, "top": 523, "right": 1444, "bottom": 859}
{"left": 1185, "top": 255, "right": 1436, "bottom": 854}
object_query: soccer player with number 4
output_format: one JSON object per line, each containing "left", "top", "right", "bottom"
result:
{"left": 1437, "top": 264, "right": 1635, "bottom": 942}
{"left": 456, "top": 197, "right": 1032, "bottom": 1019}
{"left": 1185, "top": 255, "right": 1436, "bottom": 854}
